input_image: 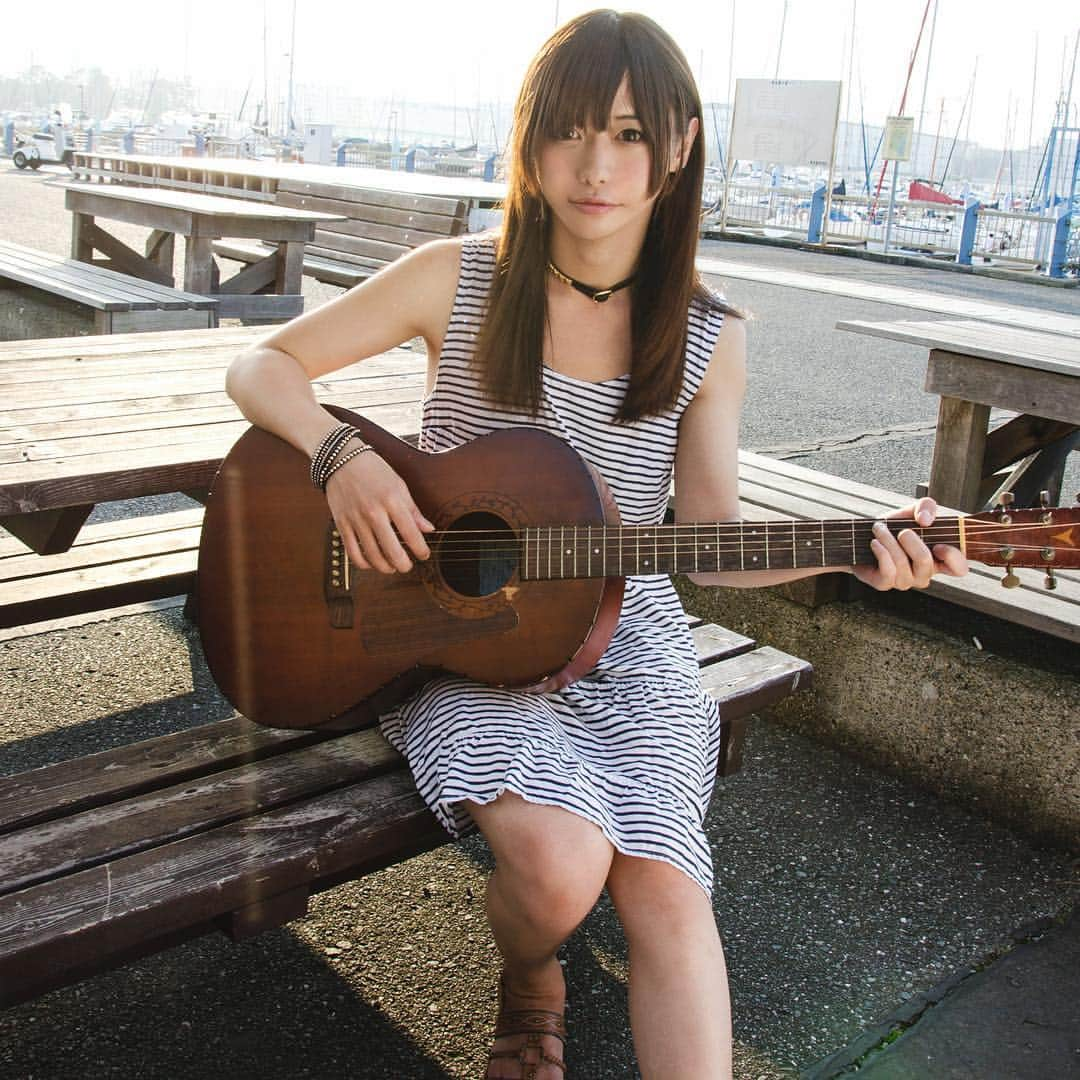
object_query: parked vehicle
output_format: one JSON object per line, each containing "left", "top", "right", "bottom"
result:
{"left": 11, "top": 132, "right": 73, "bottom": 170}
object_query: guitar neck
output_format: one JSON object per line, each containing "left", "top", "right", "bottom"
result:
{"left": 519, "top": 517, "right": 964, "bottom": 580}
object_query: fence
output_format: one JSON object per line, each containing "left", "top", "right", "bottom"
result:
{"left": 702, "top": 177, "right": 1077, "bottom": 279}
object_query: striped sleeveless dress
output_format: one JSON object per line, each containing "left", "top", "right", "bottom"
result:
{"left": 380, "top": 234, "right": 728, "bottom": 896}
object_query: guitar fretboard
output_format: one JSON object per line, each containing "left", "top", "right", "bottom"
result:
{"left": 518, "top": 518, "right": 961, "bottom": 580}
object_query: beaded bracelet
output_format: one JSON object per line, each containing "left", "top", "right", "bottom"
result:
{"left": 319, "top": 442, "right": 374, "bottom": 489}
{"left": 310, "top": 424, "right": 357, "bottom": 490}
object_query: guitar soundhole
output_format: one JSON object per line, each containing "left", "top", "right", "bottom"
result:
{"left": 438, "top": 511, "right": 519, "bottom": 597}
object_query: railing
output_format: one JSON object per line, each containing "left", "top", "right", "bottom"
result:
{"left": 701, "top": 176, "right": 1076, "bottom": 278}
{"left": 969, "top": 207, "right": 1059, "bottom": 268}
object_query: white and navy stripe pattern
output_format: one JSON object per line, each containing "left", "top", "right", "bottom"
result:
{"left": 380, "top": 233, "right": 728, "bottom": 896}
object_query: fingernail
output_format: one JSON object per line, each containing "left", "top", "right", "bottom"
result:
{"left": 918, "top": 510, "right": 933, "bottom": 526}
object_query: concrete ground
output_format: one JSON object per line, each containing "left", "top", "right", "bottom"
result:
{"left": 0, "top": 163, "right": 1077, "bottom": 1078}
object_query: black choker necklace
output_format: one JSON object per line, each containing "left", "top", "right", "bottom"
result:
{"left": 547, "top": 260, "right": 635, "bottom": 303}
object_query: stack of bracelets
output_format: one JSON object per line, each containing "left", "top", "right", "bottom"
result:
{"left": 310, "top": 423, "right": 375, "bottom": 491}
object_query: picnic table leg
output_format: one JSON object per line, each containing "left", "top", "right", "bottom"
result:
{"left": 146, "top": 230, "right": 175, "bottom": 280}
{"left": 274, "top": 240, "right": 305, "bottom": 296}
{"left": 71, "top": 213, "right": 94, "bottom": 262}
{"left": 927, "top": 395, "right": 991, "bottom": 512}
{"left": 183, "top": 237, "right": 215, "bottom": 294}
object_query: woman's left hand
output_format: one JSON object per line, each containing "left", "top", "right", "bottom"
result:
{"left": 852, "top": 497, "right": 968, "bottom": 591}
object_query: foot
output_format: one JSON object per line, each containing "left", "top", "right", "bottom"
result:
{"left": 486, "top": 960, "right": 567, "bottom": 1079}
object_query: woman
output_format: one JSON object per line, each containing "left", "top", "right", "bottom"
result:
{"left": 226, "top": 10, "right": 967, "bottom": 1078}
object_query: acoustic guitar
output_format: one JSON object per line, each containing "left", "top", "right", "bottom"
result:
{"left": 197, "top": 406, "right": 1080, "bottom": 730}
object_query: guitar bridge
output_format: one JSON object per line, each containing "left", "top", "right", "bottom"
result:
{"left": 324, "top": 525, "right": 354, "bottom": 628}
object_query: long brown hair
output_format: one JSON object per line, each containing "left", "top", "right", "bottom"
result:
{"left": 474, "top": 9, "right": 739, "bottom": 422}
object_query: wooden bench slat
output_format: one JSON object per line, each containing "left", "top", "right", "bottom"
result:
{"left": 0, "top": 717, "right": 323, "bottom": 834}
{"left": 0, "top": 728, "right": 405, "bottom": 896}
{"left": 0, "top": 240, "right": 215, "bottom": 310}
{"left": 275, "top": 191, "right": 464, "bottom": 234}
{"left": 276, "top": 177, "right": 467, "bottom": 218}
{"left": 0, "top": 769, "right": 444, "bottom": 1008}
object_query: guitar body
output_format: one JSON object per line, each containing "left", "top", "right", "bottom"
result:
{"left": 197, "top": 408, "right": 625, "bottom": 729}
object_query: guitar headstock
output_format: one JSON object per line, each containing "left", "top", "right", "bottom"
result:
{"left": 965, "top": 492, "right": 1080, "bottom": 589}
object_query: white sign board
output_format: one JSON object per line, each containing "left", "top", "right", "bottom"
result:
{"left": 882, "top": 116, "right": 915, "bottom": 161}
{"left": 728, "top": 79, "right": 842, "bottom": 168}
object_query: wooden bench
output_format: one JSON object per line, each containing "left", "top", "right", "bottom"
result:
{"left": 212, "top": 178, "right": 469, "bottom": 289}
{"left": 0, "top": 241, "right": 217, "bottom": 339}
{"left": 0, "top": 507, "right": 204, "bottom": 629}
{"left": 0, "top": 617, "right": 810, "bottom": 1007}
{"left": 736, "top": 449, "right": 1080, "bottom": 644}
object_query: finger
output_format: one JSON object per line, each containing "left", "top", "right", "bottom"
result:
{"left": 393, "top": 503, "right": 432, "bottom": 562}
{"left": 371, "top": 515, "right": 415, "bottom": 574}
{"left": 911, "top": 497, "right": 938, "bottom": 528}
{"left": 860, "top": 535, "right": 896, "bottom": 591}
{"left": 897, "top": 527, "right": 935, "bottom": 588}
{"left": 353, "top": 517, "right": 398, "bottom": 575}
{"left": 872, "top": 521, "right": 912, "bottom": 589}
{"left": 933, "top": 544, "right": 968, "bottom": 577}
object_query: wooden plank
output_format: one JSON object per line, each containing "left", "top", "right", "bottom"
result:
{"left": 0, "top": 716, "right": 325, "bottom": 833}
{"left": 0, "top": 769, "right": 446, "bottom": 1008}
{"left": 839, "top": 318, "right": 1080, "bottom": 372}
{"left": 275, "top": 191, "right": 464, "bottom": 234}
{"left": 926, "top": 350, "right": 1080, "bottom": 427}
{"left": 276, "top": 177, "right": 465, "bottom": 218}
{"left": 0, "top": 728, "right": 405, "bottom": 896}
{"left": 0, "top": 549, "right": 198, "bottom": 628}
{"left": 0, "top": 518, "right": 202, "bottom": 581}
{"left": 78, "top": 223, "right": 175, "bottom": 286}
{"left": 309, "top": 229, "right": 410, "bottom": 264}
{"left": 0, "top": 507, "right": 202, "bottom": 559}
{"left": 699, "top": 645, "right": 813, "bottom": 718}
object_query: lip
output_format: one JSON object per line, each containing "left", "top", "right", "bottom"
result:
{"left": 570, "top": 198, "right": 618, "bottom": 214}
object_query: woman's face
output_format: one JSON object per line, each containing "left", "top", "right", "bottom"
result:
{"left": 536, "top": 75, "right": 697, "bottom": 251}
{"left": 536, "top": 77, "right": 659, "bottom": 248}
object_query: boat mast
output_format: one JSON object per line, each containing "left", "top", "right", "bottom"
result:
{"left": 285, "top": 0, "right": 297, "bottom": 141}
{"left": 913, "top": 0, "right": 939, "bottom": 179}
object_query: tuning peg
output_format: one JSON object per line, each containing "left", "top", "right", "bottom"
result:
{"left": 1039, "top": 490, "right": 1051, "bottom": 508}
{"left": 998, "top": 491, "right": 1015, "bottom": 507}
{"left": 1045, "top": 568, "right": 1058, "bottom": 591}
{"left": 1001, "top": 563, "right": 1020, "bottom": 588}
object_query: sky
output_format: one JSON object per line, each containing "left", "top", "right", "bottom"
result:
{"left": 3, "top": 0, "right": 1079, "bottom": 150}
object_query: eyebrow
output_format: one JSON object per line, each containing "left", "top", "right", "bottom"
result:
{"left": 613, "top": 113, "right": 639, "bottom": 120}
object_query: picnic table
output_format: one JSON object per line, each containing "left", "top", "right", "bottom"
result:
{"left": 837, "top": 318, "right": 1080, "bottom": 513}
{"left": 62, "top": 183, "right": 344, "bottom": 323}
{"left": 0, "top": 325, "right": 426, "bottom": 561}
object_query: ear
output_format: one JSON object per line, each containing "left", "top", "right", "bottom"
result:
{"left": 670, "top": 116, "right": 700, "bottom": 172}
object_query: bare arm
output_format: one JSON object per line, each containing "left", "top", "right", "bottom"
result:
{"left": 224, "top": 237, "right": 462, "bottom": 574}
{"left": 675, "top": 316, "right": 967, "bottom": 590}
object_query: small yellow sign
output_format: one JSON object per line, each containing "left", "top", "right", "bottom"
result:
{"left": 883, "top": 116, "right": 915, "bottom": 162}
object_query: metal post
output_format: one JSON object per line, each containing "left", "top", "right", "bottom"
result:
{"left": 336, "top": 142, "right": 346, "bottom": 167}
{"left": 883, "top": 159, "right": 900, "bottom": 253}
{"left": 1048, "top": 205, "right": 1071, "bottom": 279}
{"left": 484, "top": 154, "right": 496, "bottom": 182}
{"left": 3, "top": 122, "right": 13, "bottom": 157}
{"left": 956, "top": 198, "right": 980, "bottom": 265}
{"left": 123, "top": 130, "right": 135, "bottom": 154}
{"left": 405, "top": 148, "right": 415, "bottom": 173}
{"left": 807, "top": 184, "right": 827, "bottom": 243}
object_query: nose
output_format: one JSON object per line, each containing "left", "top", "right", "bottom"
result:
{"left": 577, "top": 132, "right": 611, "bottom": 187}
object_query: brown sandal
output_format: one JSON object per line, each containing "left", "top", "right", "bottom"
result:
{"left": 487, "top": 977, "right": 567, "bottom": 1079}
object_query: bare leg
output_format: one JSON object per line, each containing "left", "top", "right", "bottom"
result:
{"left": 466, "top": 793, "right": 614, "bottom": 1078}
{"left": 607, "top": 853, "right": 733, "bottom": 1079}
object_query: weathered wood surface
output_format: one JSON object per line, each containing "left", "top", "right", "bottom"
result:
{"left": 0, "top": 618, "right": 808, "bottom": 1007}
{"left": 0, "top": 327, "right": 427, "bottom": 519}
{"left": 213, "top": 178, "right": 467, "bottom": 288}
{"left": 736, "top": 449, "right": 1080, "bottom": 644}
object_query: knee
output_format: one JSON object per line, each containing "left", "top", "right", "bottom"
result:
{"left": 472, "top": 795, "right": 613, "bottom": 936}
{"left": 607, "top": 854, "right": 718, "bottom": 953}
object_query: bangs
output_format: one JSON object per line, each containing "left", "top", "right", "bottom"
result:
{"left": 517, "top": 11, "right": 696, "bottom": 197}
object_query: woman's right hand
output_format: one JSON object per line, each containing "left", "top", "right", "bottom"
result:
{"left": 324, "top": 452, "right": 435, "bottom": 574}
